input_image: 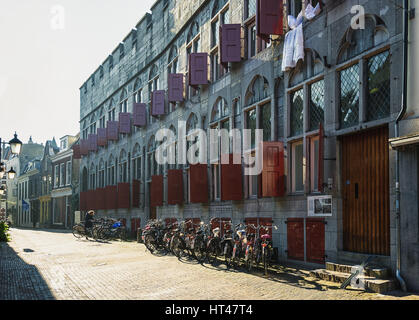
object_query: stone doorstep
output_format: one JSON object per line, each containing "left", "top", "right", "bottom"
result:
{"left": 310, "top": 269, "right": 397, "bottom": 294}
{"left": 326, "top": 262, "right": 389, "bottom": 279}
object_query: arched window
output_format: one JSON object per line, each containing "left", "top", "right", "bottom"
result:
{"left": 168, "top": 45, "right": 178, "bottom": 73}
{"left": 107, "top": 155, "right": 116, "bottom": 186}
{"left": 108, "top": 99, "right": 116, "bottom": 122}
{"left": 187, "top": 21, "right": 200, "bottom": 44}
{"left": 148, "top": 65, "right": 159, "bottom": 124}
{"left": 98, "top": 159, "right": 105, "bottom": 188}
{"left": 337, "top": 17, "right": 390, "bottom": 127}
{"left": 186, "top": 21, "right": 201, "bottom": 99}
{"left": 89, "top": 114, "right": 97, "bottom": 135}
{"left": 168, "top": 125, "right": 178, "bottom": 170}
{"left": 98, "top": 107, "right": 106, "bottom": 129}
{"left": 119, "top": 149, "right": 128, "bottom": 183}
{"left": 82, "top": 120, "right": 88, "bottom": 139}
{"left": 210, "top": 98, "right": 230, "bottom": 201}
{"left": 81, "top": 167, "right": 88, "bottom": 192}
{"left": 133, "top": 77, "right": 142, "bottom": 103}
{"left": 119, "top": 89, "right": 128, "bottom": 113}
{"left": 245, "top": 76, "right": 270, "bottom": 107}
{"left": 132, "top": 143, "right": 142, "bottom": 180}
{"left": 89, "top": 163, "right": 96, "bottom": 190}
{"left": 147, "top": 136, "right": 157, "bottom": 180}
{"left": 210, "top": 0, "right": 229, "bottom": 81}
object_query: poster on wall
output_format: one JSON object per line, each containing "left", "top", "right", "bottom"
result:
{"left": 308, "top": 196, "right": 333, "bottom": 217}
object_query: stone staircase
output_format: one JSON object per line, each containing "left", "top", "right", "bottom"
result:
{"left": 310, "top": 262, "right": 398, "bottom": 294}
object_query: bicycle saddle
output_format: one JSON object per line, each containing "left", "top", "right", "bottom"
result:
{"left": 261, "top": 234, "right": 272, "bottom": 240}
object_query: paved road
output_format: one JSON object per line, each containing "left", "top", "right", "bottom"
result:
{"left": 1, "top": 228, "right": 418, "bottom": 300}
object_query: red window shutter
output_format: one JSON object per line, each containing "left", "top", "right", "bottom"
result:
{"left": 165, "top": 218, "right": 177, "bottom": 227}
{"left": 97, "top": 128, "right": 107, "bottom": 147}
{"left": 88, "top": 134, "right": 98, "bottom": 153}
{"left": 318, "top": 124, "right": 324, "bottom": 193}
{"left": 132, "top": 179, "right": 140, "bottom": 208}
{"left": 105, "top": 186, "right": 118, "bottom": 210}
{"left": 220, "top": 24, "right": 242, "bottom": 64}
{"left": 189, "top": 53, "right": 208, "bottom": 86}
{"left": 73, "top": 145, "right": 81, "bottom": 159}
{"left": 257, "top": 0, "right": 284, "bottom": 40}
{"left": 152, "top": 90, "right": 166, "bottom": 116}
{"left": 106, "top": 121, "right": 119, "bottom": 141}
{"left": 80, "top": 139, "right": 89, "bottom": 156}
{"left": 167, "top": 169, "right": 184, "bottom": 205}
{"left": 119, "top": 113, "right": 131, "bottom": 134}
{"left": 306, "top": 218, "right": 325, "bottom": 264}
{"left": 168, "top": 74, "right": 184, "bottom": 102}
{"left": 262, "top": 142, "right": 285, "bottom": 197}
{"left": 189, "top": 164, "right": 208, "bottom": 203}
{"left": 211, "top": 218, "right": 231, "bottom": 237}
{"left": 133, "top": 103, "right": 147, "bottom": 127}
{"left": 80, "top": 191, "right": 87, "bottom": 211}
{"left": 245, "top": 218, "right": 258, "bottom": 235}
{"left": 150, "top": 175, "right": 164, "bottom": 207}
{"left": 185, "top": 218, "right": 201, "bottom": 231}
{"left": 97, "top": 188, "right": 106, "bottom": 210}
{"left": 221, "top": 154, "right": 243, "bottom": 201}
{"left": 117, "top": 183, "right": 130, "bottom": 209}
{"left": 287, "top": 218, "right": 304, "bottom": 261}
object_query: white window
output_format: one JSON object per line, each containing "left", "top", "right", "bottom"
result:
{"left": 54, "top": 165, "right": 59, "bottom": 188}
{"left": 291, "top": 141, "right": 304, "bottom": 193}
{"left": 60, "top": 163, "right": 65, "bottom": 187}
{"left": 66, "top": 161, "right": 72, "bottom": 186}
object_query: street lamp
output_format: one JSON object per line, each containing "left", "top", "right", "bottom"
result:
{"left": 7, "top": 168, "right": 16, "bottom": 180}
{"left": 8, "top": 133, "right": 23, "bottom": 155}
{"left": 0, "top": 132, "right": 22, "bottom": 181}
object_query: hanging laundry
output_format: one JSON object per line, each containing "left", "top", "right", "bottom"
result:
{"left": 305, "top": 2, "right": 322, "bottom": 21}
{"left": 282, "top": 11, "right": 304, "bottom": 72}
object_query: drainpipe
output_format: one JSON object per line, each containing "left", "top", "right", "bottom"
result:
{"left": 394, "top": 0, "right": 409, "bottom": 293}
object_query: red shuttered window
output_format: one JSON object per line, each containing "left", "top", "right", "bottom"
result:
{"left": 220, "top": 24, "right": 242, "bottom": 64}
{"left": 168, "top": 74, "right": 184, "bottom": 102}
{"left": 189, "top": 53, "right": 208, "bottom": 86}
{"left": 106, "top": 121, "right": 119, "bottom": 141}
{"left": 117, "top": 183, "right": 130, "bottom": 209}
{"left": 167, "top": 169, "right": 183, "bottom": 205}
{"left": 152, "top": 90, "right": 166, "bottom": 116}
{"left": 262, "top": 142, "right": 285, "bottom": 197}
{"left": 132, "top": 180, "right": 140, "bottom": 208}
{"left": 306, "top": 218, "right": 325, "bottom": 264}
{"left": 97, "top": 128, "right": 107, "bottom": 147}
{"left": 80, "top": 139, "right": 89, "bottom": 156}
{"left": 133, "top": 103, "right": 147, "bottom": 127}
{"left": 221, "top": 154, "right": 243, "bottom": 201}
{"left": 287, "top": 218, "right": 304, "bottom": 261}
{"left": 119, "top": 113, "right": 131, "bottom": 134}
{"left": 88, "top": 134, "right": 98, "bottom": 153}
{"left": 73, "top": 145, "right": 81, "bottom": 159}
{"left": 150, "top": 175, "right": 164, "bottom": 207}
{"left": 105, "top": 186, "right": 118, "bottom": 210}
{"left": 189, "top": 164, "right": 208, "bottom": 204}
{"left": 257, "top": 0, "right": 284, "bottom": 41}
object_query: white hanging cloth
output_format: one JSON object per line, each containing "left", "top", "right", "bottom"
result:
{"left": 282, "top": 11, "right": 304, "bottom": 72}
{"left": 305, "top": 2, "right": 321, "bottom": 21}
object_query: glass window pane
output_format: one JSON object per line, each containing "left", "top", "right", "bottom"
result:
{"left": 310, "top": 80, "right": 325, "bottom": 131}
{"left": 340, "top": 64, "right": 360, "bottom": 129}
{"left": 261, "top": 104, "right": 271, "bottom": 141}
{"left": 294, "top": 143, "right": 304, "bottom": 192}
{"left": 291, "top": 89, "right": 304, "bottom": 136}
{"left": 246, "top": 109, "right": 257, "bottom": 149}
{"left": 367, "top": 51, "right": 390, "bottom": 121}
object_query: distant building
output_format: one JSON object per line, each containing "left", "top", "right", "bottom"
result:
{"left": 38, "top": 140, "right": 60, "bottom": 228}
{"left": 51, "top": 134, "right": 80, "bottom": 229}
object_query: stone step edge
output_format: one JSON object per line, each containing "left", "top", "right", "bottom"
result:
{"left": 326, "top": 262, "right": 389, "bottom": 279}
{"left": 310, "top": 269, "right": 397, "bottom": 294}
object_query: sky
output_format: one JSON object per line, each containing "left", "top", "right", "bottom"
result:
{"left": 0, "top": 0, "right": 155, "bottom": 147}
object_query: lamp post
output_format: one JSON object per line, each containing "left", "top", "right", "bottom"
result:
{"left": 0, "top": 132, "right": 23, "bottom": 180}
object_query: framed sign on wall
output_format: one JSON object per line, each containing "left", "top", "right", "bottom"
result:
{"left": 308, "top": 195, "right": 333, "bottom": 217}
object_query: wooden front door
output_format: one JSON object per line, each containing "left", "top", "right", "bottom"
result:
{"left": 342, "top": 126, "right": 390, "bottom": 256}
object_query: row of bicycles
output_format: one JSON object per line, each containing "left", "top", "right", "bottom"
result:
{"left": 73, "top": 218, "right": 127, "bottom": 241}
{"left": 142, "top": 218, "right": 278, "bottom": 275}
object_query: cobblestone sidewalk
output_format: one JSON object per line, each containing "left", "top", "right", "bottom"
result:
{"left": 1, "top": 228, "right": 418, "bottom": 300}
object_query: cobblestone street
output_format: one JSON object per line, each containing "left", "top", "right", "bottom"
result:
{"left": 1, "top": 228, "right": 418, "bottom": 300}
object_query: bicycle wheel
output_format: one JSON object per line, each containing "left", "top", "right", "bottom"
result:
{"left": 245, "top": 247, "right": 253, "bottom": 272}
{"left": 193, "top": 237, "right": 206, "bottom": 263}
{"left": 144, "top": 234, "right": 157, "bottom": 253}
{"left": 72, "top": 225, "right": 83, "bottom": 239}
{"left": 206, "top": 240, "right": 219, "bottom": 264}
{"left": 119, "top": 228, "right": 127, "bottom": 241}
{"left": 223, "top": 241, "right": 233, "bottom": 268}
{"left": 263, "top": 246, "right": 270, "bottom": 275}
{"left": 231, "top": 245, "right": 241, "bottom": 269}
{"left": 172, "top": 235, "right": 185, "bottom": 258}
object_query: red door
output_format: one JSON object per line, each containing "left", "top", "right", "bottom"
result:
{"left": 306, "top": 218, "right": 325, "bottom": 264}
{"left": 287, "top": 218, "right": 304, "bottom": 261}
